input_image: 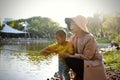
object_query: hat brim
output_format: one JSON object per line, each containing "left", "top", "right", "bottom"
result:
{"left": 65, "top": 18, "right": 72, "bottom": 31}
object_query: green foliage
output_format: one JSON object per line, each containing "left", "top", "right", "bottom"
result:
{"left": 87, "top": 13, "right": 120, "bottom": 43}
{"left": 27, "top": 52, "right": 56, "bottom": 65}
{"left": 87, "top": 14, "right": 102, "bottom": 37}
{"left": 103, "top": 14, "right": 120, "bottom": 39}
{"left": 0, "top": 21, "right": 2, "bottom": 30}
{"left": 5, "top": 16, "right": 62, "bottom": 38}
{"left": 96, "top": 37, "right": 111, "bottom": 43}
{"left": 2, "top": 13, "right": 120, "bottom": 40}
{"left": 114, "top": 35, "right": 120, "bottom": 42}
{"left": 104, "top": 50, "right": 120, "bottom": 71}
{"left": 7, "top": 19, "right": 25, "bottom": 30}
{"left": 26, "top": 16, "right": 62, "bottom": 38}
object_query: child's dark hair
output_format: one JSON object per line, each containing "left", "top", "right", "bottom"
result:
{"left": 55, "top": 30, "right": 66, "bottom": 37}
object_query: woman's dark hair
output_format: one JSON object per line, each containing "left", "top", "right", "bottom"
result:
{"left": 65, "top": 18, "right": 72, "bottom": 31}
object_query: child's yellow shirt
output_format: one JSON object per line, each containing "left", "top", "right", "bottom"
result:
{"left": 48, "top": 41, "right": 73, "bottom": 60}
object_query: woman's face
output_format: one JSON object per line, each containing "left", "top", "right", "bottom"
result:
{"left": 70, "top": 21, "right": 80, "bottom": 33}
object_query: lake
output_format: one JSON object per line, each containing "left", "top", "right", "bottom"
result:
{"left": 0, "top": 39, "right": 109, "bottom": 80}
{"left": 0, "top": 41, "right": 58, "bottom": 80}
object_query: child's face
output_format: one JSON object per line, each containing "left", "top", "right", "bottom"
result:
{"left": 55, "top": 35, "right": 66, "bottom": 44}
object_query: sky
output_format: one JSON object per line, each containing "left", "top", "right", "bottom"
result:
{"left": 0, "top": 0, "right": 120, "bottom": 27}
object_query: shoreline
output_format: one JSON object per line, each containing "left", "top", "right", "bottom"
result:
{"left": 0, "top": 38, "right": 54, "bottom": 44}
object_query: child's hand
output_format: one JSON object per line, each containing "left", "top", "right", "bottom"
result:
{"left": 44, "top": 53, "right": 49, "bottom": 56}
{"left": 40, "top": 50, "right": 49, "bottom": 56}
{"left": 59, "top": 53, "right": 70, "bottom": 58}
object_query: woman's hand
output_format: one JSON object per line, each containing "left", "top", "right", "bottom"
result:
{"left": 74, "top": 53, "right": 81, "bottom": 58}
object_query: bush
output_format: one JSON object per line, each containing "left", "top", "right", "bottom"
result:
{"left": 96, "top": 37, "right": 111, "bottom": 43}
{"left": 104, "top": 50, "right": 120, "bottom": 71}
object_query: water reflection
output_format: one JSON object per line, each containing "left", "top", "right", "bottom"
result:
{"left": 0, "top": 42, "right": 58, "bottom": 80}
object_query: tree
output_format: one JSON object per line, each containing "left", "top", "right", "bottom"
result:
{"left": 7, "top": 19, "right": 25, "bottom": 30}
{"left": 26, "top": 16, "right": 62, "bottom": 38}
{"left": 87, "top": 14, "right": 102, "bottom": 38}
{"left": 102, "top": 14, "right": 120, "bottom": 42}
{"left": 4, "top": 16, "right": 62, "bottom": 38}
{"left": 0, "top": 19, "right": 2, "bottom": 30}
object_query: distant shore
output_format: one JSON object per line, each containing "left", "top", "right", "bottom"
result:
{"left": 0, "top": 38, "right": 54, "bottom": 44}
{"left": 0, "top": 38, "right": 109, "bottom": 47}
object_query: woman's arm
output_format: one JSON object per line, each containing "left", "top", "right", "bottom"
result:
{"left": 78, "top": 37, "right": 102, "bottom": 60}
{"left": 74, "top": 37, "right": 101, "bottom": 60}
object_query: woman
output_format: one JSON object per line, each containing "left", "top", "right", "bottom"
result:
{"left": 63, "top": 15, "right": 107, "bottom": 80}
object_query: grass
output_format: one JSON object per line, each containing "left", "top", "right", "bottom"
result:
{"left": 104, "top": 50, "right": 120, "bottom": 71}
{"left": 96, "top": 37, "right": 111, "bottom": 43}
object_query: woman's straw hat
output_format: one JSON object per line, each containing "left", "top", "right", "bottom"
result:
{"left": 65, "top": 15, "right": 89, "bottom": 33}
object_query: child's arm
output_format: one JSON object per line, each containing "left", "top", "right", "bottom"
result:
{"left": 40, "top": 43, "right": 58, "bottom": 56}
{"left": 59, "top": 42, "right": 74, "bottom": 58}
{"left": 41, "top": 48, "right": 51, "bottom": 55}
{"left": 41, "top": 47, "right": 57, "bottom": 56}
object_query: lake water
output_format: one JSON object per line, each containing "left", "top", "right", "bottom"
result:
{"left": 0, "top": 42, "right": 58, "bottom": 80}
{"left": 0, "top": 40, "right": 109, "bottom": 80}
